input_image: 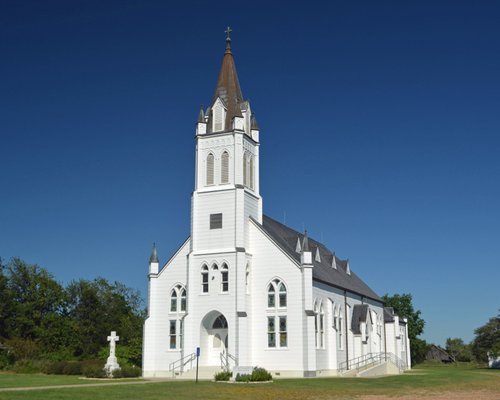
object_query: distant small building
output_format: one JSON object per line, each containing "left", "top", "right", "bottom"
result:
{"left": 426, "top": 344, "right": 455, "bottom": 363}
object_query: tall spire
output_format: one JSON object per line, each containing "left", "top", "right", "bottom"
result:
{"left": 212, "top": 26, "right": 244, "bottom": 129}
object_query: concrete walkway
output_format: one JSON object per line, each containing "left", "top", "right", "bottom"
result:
{"left": 0, "top": 378, "right": 174, "bottom": 392}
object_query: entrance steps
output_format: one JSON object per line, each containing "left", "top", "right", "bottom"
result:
{"left": 173, "top": 366, "right": 222, "bottom": 380}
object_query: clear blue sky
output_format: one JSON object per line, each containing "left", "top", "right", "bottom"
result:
{"left": 1, "top": 1, "right": 499, "bottom": 346}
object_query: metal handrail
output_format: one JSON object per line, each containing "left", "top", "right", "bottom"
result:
{"left": 338, "top": 352, "right": 407, "bottom": 374}
{"left": 169, "top": 352, "right": 196, "bottom": 377}
{"left": 220, "top": 350, "right": 238, "bottom": 372}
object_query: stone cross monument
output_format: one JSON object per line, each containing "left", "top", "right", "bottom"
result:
{"left": 104, "top": 331, "right": 120, "bottom": 373}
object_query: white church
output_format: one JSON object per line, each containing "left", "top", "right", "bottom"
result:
{"left": 142, "top": 32, "right": 411, "bottom": 378}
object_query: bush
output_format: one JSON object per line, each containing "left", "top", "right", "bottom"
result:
{"left": 11, "top": 359, "right": 48, "bottom": 374}
{"left": 46, "top": 359, "right": 104, "bottom": 375}
{"left": 46, "top": 361, "right": 66, "bottom": 375}
{"left": 235, "top": 373, "right": 250, "bottom": 382}
{"left": 83, "top": 365, "right": 106, "bottom": 378}
{"left": 250, "top": 367, "right": 272, "bottom": 381}
{"left": 121, "top": 365, "right": 141, "bottom": 377}
{"left": 62, "top": 361, "right": 83, "bottom": 375}
{"left": 235, "top": 367, "right": 272, "bottom": 382}
{"left": 214, "top": 371, "right": 232, "bottom": 381}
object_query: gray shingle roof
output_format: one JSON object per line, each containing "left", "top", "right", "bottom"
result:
{"left": 351, "top": 304, "right": 369, "bottom": 334}
{"left": 259, "top": 215, "right": 382, "bottom": 302}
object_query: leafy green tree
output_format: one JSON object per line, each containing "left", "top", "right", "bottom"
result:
{"left": 471, "top": 311, "right": 500, "bottom": 363}
{"left": 445, "top": 337, "right": 472, "bottom": 362}
{"left": 66, "top": 278, "right": 145, "bottom": 364}
{"left": 0, "top": 258, "right": 14, "bottom": 340}
{"left": 382, "top": 293, "right": 426, "bottom": 365}
{"left": 5, "top": 258, "right": 67, "bottom": 342}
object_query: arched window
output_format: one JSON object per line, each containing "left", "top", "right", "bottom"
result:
{"left": 170, "top": 285, "right": 187, "bottom": 313}
{"left": 213, "top": 315, "right": 228, "bottom": 329}
{"left": 170, "top": 289, "right": 177, "bottom": 312}
{"left": 245, "top": 263, "right": 250, "bottom": 294}
{"left": 206, "top": 153, "right": 214, "bottom": 185}
{"left": 319, "top": 303, "right": 325, "bottom": 348}
{"left": 221, "top": 151, "right": 229, "bottom": 184}
{"left": 201, "top": 265, "right": 209, "bottom": 293}
{"left": 266, "top": 278, "right": 287, "bottom": 349}
{"left": 338, "top": 307, "right": 344, "bottom": 350}
{"left": 243, "top": 153, "right": 248, "bottom": 187}
{"left": 267, "top": 279, "right": 287, "bottom": 308}
{"left": 267, "top": 284, "right": 275, "bottom": 308}
{"left": 180, "top": 288, "right": 186, "bottom": 312}
{"left": 249, "top": 155, "right": 254, "bottom": 190}
{"left": 221, "top": 263, "right": 229, "bottom": 292}
{"left": 314, "top": 300, "right": 319, "bottom": 348}
{"left": 278, "top": 282, "right": 287, "bottom": 307}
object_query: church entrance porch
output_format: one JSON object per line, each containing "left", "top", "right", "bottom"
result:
{"left": 200, "top": 311, "right": 228, "bottom": 367}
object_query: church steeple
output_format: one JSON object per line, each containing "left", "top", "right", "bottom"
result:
{"left": 208, "top": 27, "right": 245, "bottom": 132}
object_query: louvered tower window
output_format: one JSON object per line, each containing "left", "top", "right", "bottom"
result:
{"left": 249, "top": 155, "right": 254, "bottom": 190}
{"left": 243, "top": 153, "right": 247, "bottom": 187}
{"left": 206, "top": 153, "right": 214, "bottom": 185}
{"left": 221, "top": 151, "right": 229, "bottom": 184}
{"left": 213, "top": 101, "right": 224, "bottom": 132}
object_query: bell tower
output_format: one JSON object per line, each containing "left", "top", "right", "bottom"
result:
{"left": 191, "top": 28, "right": 262, "bottom": 254}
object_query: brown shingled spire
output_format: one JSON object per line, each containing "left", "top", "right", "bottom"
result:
{"left": 211, "top": 27, "right": 244, "bottom": 129}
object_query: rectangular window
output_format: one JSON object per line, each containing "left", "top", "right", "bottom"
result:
{"left": 202, "top": 273, "right": 208, "bottom": 293}
{"left": 210, "top": 213, "right": 223, "bottom": 229}
{"left": 170, "top": 297, "right": 177, "bottom": 312}
{"left": 268, "top": 292, "right": 275, "bottom": 308}
{"left": 221, "top": 270, "right": 228, "bottom": 292}
{"left": 339, "top": 316, "right": 343, "bottom": 350}
{"left": 169, "top": 320, "right": 176, "bottom": 349}
{"left": 320, "top": 314, "right": 324, "bottom": 348}
{"left": 267, "top": 317, "right": 276, "bottom": 348}
{"left": 180, "top": 295, "right": 186, "bottom": 311}
{"left": 179, "top": 319, "right": 183, "bottom": 349}
{"left": 279, "top": 316, "right": 287, "bottom": 347}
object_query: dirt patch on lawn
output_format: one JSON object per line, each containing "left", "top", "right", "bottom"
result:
{"left": 362, "top": 390, "right": 500, "bottom": 400}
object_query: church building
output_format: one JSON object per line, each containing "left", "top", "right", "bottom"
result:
{"left": 142, "top": 31, "right": 411, "bottom": 378}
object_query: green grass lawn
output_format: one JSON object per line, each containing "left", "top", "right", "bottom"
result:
{"left": 0, "top": 372, "right": 142, "bottom": 388}
{"left": 0, "top": 363, "right": 498, "bottom": 400}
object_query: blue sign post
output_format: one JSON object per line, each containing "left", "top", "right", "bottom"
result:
{"left": 195, "top": 347, "right": 200, "bottom": 383}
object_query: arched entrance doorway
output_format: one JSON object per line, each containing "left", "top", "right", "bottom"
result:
{"left": 200, "top": 311, "right": 228, "bottom": 366}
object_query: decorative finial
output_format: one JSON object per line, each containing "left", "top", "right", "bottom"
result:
{"left": 225, "top": 26, "right": 232, "bottom": 52}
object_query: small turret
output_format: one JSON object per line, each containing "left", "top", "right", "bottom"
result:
{"left": 196, "top": 106, "right": 207, "bottom": 135}
{"left": 300, "top": 230, "right": 312, "bottom": 265}
{"left": 149, "top": 243, "right": 159, "bottom": 274}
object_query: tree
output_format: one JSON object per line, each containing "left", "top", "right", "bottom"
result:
{"left": 382, "top": 293, "right": 426, "bottom": 365}
{"left": 5, "top": 258, "right": 67, "bottom": 341}
{"left": 0, "top": 258, "right": 14, "bottom": 339}
{"left": 471, "top": 311, "right": 500, "bottom": 363}
{"left": 445, "top": 337, "right": 472, "bottom": 362}
{"left": 66, "top": 278, "right": 145, "bottom": 364}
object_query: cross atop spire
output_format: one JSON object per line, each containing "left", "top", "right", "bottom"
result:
{"left": 225, "top": 26, "right": 233, "bottom": 53}
{"left": 225, "top": 26, "right": 232, "bottom": 41}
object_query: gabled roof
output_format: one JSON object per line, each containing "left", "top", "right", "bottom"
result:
{"left": 351, "top": 304, "right": 370, "bottom": 334}
{"left": 258, "top": 215, "right": 382, "bottom": 302}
